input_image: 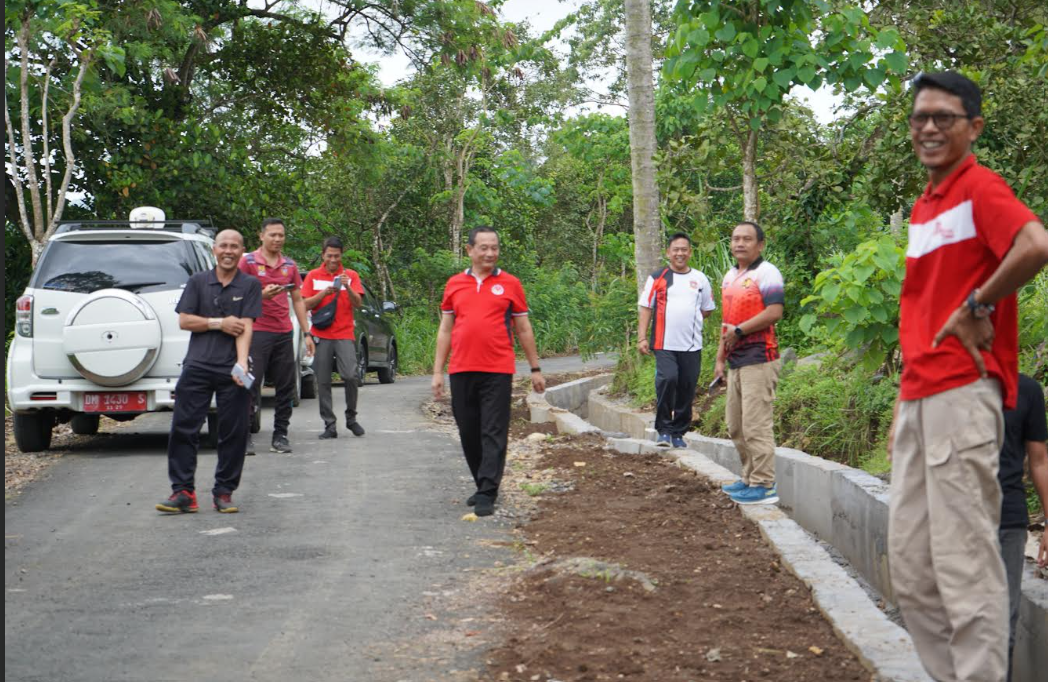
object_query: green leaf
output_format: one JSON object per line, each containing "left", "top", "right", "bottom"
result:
{"left": 715, "top": 23, "right": 737, "bottom": 42}
{"left": 688, "top": 28, "right": 711, "bottom": 47}
{"left": 881, "top": 327, "right": 899, "bottom": 345}
{"left": 749, "top": 116, "right": 762, "bottom": 131}
{"left": 844, "top": 75, "right": 862, "bottom": 91}
{"left": 772, "top": 68, "right": 795, "bottom": 88}
{"left": 846, "top": 327, "right": 865, "bottom": 348}
{"left": 798, "top": 66, "right": 817, "bottom": 84}
{"left": 821, "top": 281, "right": 840, "bottom": 303}
{"left": 854, "top": 264, "right": 875, "bottom": 283}
{"left": 863, "top": 67, "right": 886, "bottom": 89}
{"left": 884, "top": 51, "right": 907, "bottom": 74}
{"left": 742, "top": 39, "right": 759, "bottom": 59}
{"left": 753, "top": 57, "right": 769, "bottom": 72}
{"left": 799, "top": 313, "right": 816, "bottom": 334}
{"left": 843, "top": 307, "right": 865, "bottom": 324}
{"left": 870, "top": 305, "right": 889, "bottom": 323}
{"left": 753, "top": 77, "right": 767, "bottom": 93}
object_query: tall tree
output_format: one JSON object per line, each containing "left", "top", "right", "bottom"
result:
{"left": 624, "top": 0, "right": 663, "bottom": 292}
{"left": 664, "top": 0, "right": 908, "bottom": 221}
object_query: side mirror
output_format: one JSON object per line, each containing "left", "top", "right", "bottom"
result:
{"left": 382, "top": 301, "right": 399, "bottom": 314}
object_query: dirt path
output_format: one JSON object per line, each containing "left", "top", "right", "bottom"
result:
{"left": 483, "top": 382, "right": 871, "bottom": 681}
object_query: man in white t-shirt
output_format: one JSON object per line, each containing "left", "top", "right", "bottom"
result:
{"left": 638, "top": 233, "right": 717, "bottom": 448}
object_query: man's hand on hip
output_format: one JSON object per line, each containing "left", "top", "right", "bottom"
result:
{"left": 932, "top": 306, "right": 994, "bottom": 378}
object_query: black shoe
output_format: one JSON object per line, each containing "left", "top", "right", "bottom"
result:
{"left": 346, "top": 420, "right": 365, "bottom": 437}
{"left": 213, "top": 493, "right": 239, "bottom": 513}
{"left": 474, "top": 495, "right": 495, "bottom": 517}
{"left": 271, "top": 435, "right": 292, "bottom": 453}
{"left": 466, "top": 493, "right": 477, "bottom": 506}
{"left": 319, "top": 426, "right": 338, "bottom": 440}
{"left": 246, "top": 434, "right": 256, "bottom": 456}
{"left": 156, "top": 490, "right": 198, "bottom": 514}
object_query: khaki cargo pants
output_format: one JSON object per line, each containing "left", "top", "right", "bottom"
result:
{"left": 725, "top": 359, "right": 781, "bottom": 487}
{"left": 888, "top": 378, "right": 1008, "bottom": 682}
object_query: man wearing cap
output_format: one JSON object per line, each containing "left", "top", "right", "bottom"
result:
{"left": 239, "top": 218, "right": 314, "bottom": 454}
{"left": 887, "top": 71, "right": 1048, "bottom": 682}
{"left": 431, "top": 226, "right": 545, "bottom": 518}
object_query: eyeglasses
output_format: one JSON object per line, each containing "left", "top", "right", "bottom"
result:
{"left": 909, "top": 112, "right": 971, "bottom": 131}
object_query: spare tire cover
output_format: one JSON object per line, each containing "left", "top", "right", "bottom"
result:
{"left": 63, "top": 289, "right": 162, "bottom": 387}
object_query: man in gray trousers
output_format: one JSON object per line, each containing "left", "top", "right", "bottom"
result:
{"left": 301, "top": 237, "right": 366, "bottom": 439}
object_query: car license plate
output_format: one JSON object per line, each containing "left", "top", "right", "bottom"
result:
{"left": 83, "top": 392, "right": 148, "bottom": 413}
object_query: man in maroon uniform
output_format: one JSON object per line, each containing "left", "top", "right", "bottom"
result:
{"left": 239, "top": 218, "right": 314, "bottom": 454}
{"left": 888, "top": 72, "right": 1048, "bottom": 682}
{"left": 432, "top": 227, "right": 545, "bottom": 517}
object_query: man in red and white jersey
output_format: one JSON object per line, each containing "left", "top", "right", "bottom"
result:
{"left": 637, "top": 233, "right": 716, "bottom": 449}
{"left": 887, "top": 72, "right": 1048, "bottom": 682}
{"left": 712, "top": 221, "right": 785, "bottom": 506}
{"left": 431, "top": 227, "right": 545, "bottom": 518}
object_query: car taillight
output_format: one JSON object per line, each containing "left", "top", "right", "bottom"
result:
{"left": 16, "top": 295, "right": 33, "bottom": 337}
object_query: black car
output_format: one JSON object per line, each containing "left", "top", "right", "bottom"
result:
{"left": 353, "top": 284, "right": 398, "bottom": 385}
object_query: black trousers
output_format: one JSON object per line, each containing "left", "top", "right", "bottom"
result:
{"left": 168, "top": 364, "right": 250, "bottom": 495}
{"left": 450, "top": 372, "right": 513, "bottom": 499}
{"left": 654, "top": 349, "right": 702, "bottom": 437}
{"left": 249, "top": 330, "right": 295, "bottom": 438}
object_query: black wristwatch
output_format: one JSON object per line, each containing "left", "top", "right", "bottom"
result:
{"left": 734, "top": 325, "right": 745, "bottom": 338}
{"left": 966, "top": 289, "right": 995, "bottom": 319}
{"left": 531, "top": 367, "right": 541, "bottom": 373}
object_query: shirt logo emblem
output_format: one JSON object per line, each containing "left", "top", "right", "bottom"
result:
{"left": 742, "top": 278, "right": 753, "bottom": 288}
{"left": 281, "top": 266, "right": 289, "bottom": 276}
{"left": 258, "top": 266, "right": 266, "bottom": 275}
{"left": 690, "top": 280, "right": 699, "bottom": 289}
{"left": 491, "top": 284, "right": 505, "bottom": 296}
{"left": 933, "top": 220, "right": 954, "bottom": 239}
{"left": 233, "top": 296, "right": 243, "bottom": 301}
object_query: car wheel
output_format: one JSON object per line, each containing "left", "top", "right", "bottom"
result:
{"left": 250, "top": 406, "right": 261, "bottom": 434}
{"left": 300, "top": 372, "right": 317, "bottom": 399}
{"left": 356, "top": 344, "right": 368, "bottom": 387}
{"left": 13, "top": 412, "right": 54, "bottom": 453}
{"left": 70, "top": 414, "right": 101, "bottom": 435}
{"left": 292, "top": 349, "right": 303, "bottom": 407}
{"left": 378, "top": 344, "right": 397, "bottom": 384}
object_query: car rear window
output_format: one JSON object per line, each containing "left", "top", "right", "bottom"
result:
{"left": 30, "top": 240, "right": 209, "bottom": 294}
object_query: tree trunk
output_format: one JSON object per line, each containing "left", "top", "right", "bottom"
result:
{"left": 741, "top": 129, "right": 759, "bottom": 222}
{"left": 624, "top": 0, "right": 663, "bottom": 295}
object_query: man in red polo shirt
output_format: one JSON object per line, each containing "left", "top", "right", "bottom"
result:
{"left": 239, "top": 218, "right": 314, "bottom": 455}
{"left": 432, "top": 226, "right": 545, "bottom": 517}
{"left": 302, "top": 236, "right": 366, "bottom": 439}
{"left": 887, "top": 72, "right": 1048, "bottom": 682}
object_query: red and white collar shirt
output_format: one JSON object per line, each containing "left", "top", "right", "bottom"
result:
{"left": 900, "top": 154, "right": 1036, "bottom": 409}
{"left": 440, "top": 268, "right": 529, "bottom": 375}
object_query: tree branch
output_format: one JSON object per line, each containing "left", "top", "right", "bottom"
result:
{"left": 47, "top": 45, "right": 92, "bottom": 240}
{"left": 5, "top": 92, "right": 34, "bottom": 243}
{"left": 17, "top": 19, "right": 45, "bottom": 237}
{"left": 41, "top": 56, "right": 56, "bottom": 226}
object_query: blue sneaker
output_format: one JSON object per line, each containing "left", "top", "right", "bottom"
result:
{"left": 721, "top": 479, "right": 748, "bottom": 494}
{"left": 730, "top": 485, "right": 779, "bottom": 505}
{"left": 655, "top": 433, "right": 672, "bottom": 447}
{"left": 671, "top": 435, "right": 687, "bottom": 448}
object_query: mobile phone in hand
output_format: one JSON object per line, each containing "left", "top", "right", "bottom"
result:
{"left": 282, "top": 283, "right": 296, "bottom": 291}
{"left": 707, "top": 376, "right": 723, "bottom": 396}
{"left": 232, "top": 363, "right": 255, "bottom": 390}
{"left": 332, "top": 276, "right": 342, "bottom": 291}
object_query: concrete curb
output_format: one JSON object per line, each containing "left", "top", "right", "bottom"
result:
{"left": 541, "top": 378, "right": 938, "bottom": 681}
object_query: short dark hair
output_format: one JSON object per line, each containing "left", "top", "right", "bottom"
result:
{"left": 260, "top": 217, "right": 285, "bottom": 233}
{"left": 467, "top": 225, "right": 498, "bottom": 246}
{"left": 913, "top": 71, "right": 982, "bottom": 118}
{"left": 735, "top": 221, "right": 765, "bottom": 242}
{"left": 322, "top": 236, "right": 344, "bottom": 252}
{"left": 667, "top": 232, "right": 692, "bottom": 247}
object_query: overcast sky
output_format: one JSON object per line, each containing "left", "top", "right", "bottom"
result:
{"left": 353, "top": 0, "right": 843, "bottom": 124}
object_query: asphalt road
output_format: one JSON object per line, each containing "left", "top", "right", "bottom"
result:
{"left": 4, "top": 354, "right": 615, "bottom": 682}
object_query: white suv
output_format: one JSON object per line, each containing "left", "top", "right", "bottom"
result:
{"left": 6, "top": 209, "right": 313, "bottom": 452}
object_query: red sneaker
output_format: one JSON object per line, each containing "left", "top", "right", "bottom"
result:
{"left": 213, "top": 493, "right": 239, "bottom": 513}
{"left": 156, "top": 490, "right": 198, "bottom": 514}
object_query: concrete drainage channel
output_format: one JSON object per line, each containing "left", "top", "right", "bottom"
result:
{"left": 528, "top": 374, "right": 1048, "bottom": 682}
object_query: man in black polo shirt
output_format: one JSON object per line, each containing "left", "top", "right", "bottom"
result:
{"left": 997, "top": 373, "right": 1048, "bottom": 679}
{"left": 157, "top": 229, "right": 262, "bottom": 514}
